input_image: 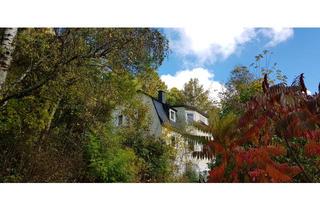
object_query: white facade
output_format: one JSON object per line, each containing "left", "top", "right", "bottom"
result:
{"left": 112, "top": 91, "right": 213, "bottom": 181}
{"left": 180, "top": 108, "right": 212, "bottom": 177}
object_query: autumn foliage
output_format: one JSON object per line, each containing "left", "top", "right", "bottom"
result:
{"left": 195, "top": 74, "right": 320, "bottom": 182}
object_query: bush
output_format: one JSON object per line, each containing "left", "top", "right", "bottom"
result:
{"left": 86, "top": 130, "right": 139, "bottom": 183}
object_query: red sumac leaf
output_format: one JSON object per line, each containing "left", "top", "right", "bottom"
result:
{"left": 266, "top": 165, "right": 291, "bottom": 182}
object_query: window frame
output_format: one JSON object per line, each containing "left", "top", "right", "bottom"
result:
{"left": 169, "top": 109, "right": 176, "bottom": 122}
{"left": 186, "top": 112, "right": 194, "bottom": 124}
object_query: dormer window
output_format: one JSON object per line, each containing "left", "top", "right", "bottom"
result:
{"left": 169, "top": 109, "right": 176, "bottom": 122}
{"left": 187, "top": 113, "right": 194, "bottom": 124}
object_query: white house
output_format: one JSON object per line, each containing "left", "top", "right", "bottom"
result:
{"left": 113, "top": 90, "right": 213, "bottom": 181}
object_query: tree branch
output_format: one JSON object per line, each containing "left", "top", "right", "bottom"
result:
{"left": 283, "top": 137, "right": 313, "bottom": 182}
{"left": 0, "top": 30, "right": 146, "bottom": 106}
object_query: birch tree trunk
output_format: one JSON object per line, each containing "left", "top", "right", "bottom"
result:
{"left": 0, "top": 28, "right": 18, "bottom": 90}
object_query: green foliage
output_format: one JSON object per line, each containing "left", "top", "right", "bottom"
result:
{"left": 0, "top": 28, "right": 169, "bottom": 182}
{"left": 220, "top": 66, "right": 262, "bottom": 116}
{"left": 221, "top": 51, "right": 287, "bottom": 116}
{"left": 272, "top": 136, "right": 320, "bottom": 182}
{"left": 181, "top": 162, "right": 199, "bottom": 183}
{"left": 165, "top": 78, "right": 216, "bottom": 113}
{"left": 166, "top": 87, "right": 185, "bottom": 106}
{"left": 207, "top": 108, "right": 238, "bottom": 142}
{"left": 85, "top": 96, "right": 177, "bottom": 183}
{"left": 182, "top": 78, "right": 215, "bottom": 112}
{"left": 125, "top": 135, "right": 176, "bottom": 182}
{"left": 118, "top": 98, "right": 176, "bottom": 182}
{"left": 86, "top": 129, "right": 139, "bottom": 183}
{"left": 135, "top": 68, "right": 167, "bottom": 97}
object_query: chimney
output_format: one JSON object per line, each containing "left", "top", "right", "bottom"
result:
{"left": 158, "top": 90, "right": 166, "bottom": 104}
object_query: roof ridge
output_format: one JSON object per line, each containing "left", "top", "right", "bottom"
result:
{"left": 137, "top": 90, "right": 177, "bottom": 110}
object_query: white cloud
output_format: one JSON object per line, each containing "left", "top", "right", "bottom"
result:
{"left": 160, "top": 67, "right": 225, "bottom": 102}
{"left": 166, "top": 27, "right": 294, "bottom": 65}
{"left": 168, "top": 27, "right": 256, "bottom": 64}
{"left": 260, "top": 28, "right": 294, "bottom": 47}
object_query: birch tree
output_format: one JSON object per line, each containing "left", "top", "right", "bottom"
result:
{"left": 0, "top": 28, "right": 18, "bottom": 90}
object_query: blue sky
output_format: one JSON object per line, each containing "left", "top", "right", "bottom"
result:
{"left": 158, "top": 28, "right": 320, "bottom": 100}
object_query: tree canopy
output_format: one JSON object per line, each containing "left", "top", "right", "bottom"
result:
{"left": 1, "top": 29, "right": 320, "bottom": 183}
{"left": 0, "top": 28, "right": 174, "bottom": 182}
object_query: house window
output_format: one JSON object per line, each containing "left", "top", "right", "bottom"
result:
{"left": 117, "top": 115, "right": 123, "bottom": 126}
{"left": 169, "top": 109, "right": 176, "bottom": 122}
{"left": 187, "top": 113, "right": 194, "bottom": 124}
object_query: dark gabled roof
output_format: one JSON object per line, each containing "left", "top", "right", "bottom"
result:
{"left": 171, "top": 104, "right": 209, "bottom": 118}
{"left": 152, "top": 99, "right": 170, "bottom": 124}
{"left": 137, "top": 90, "right": 178, "bottom": 126}
{"left": 137, "top": 90, "right": 209, "bottom": 127}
